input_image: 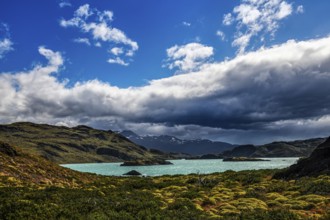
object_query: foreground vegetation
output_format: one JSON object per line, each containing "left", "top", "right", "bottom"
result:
{"left": 1, "top": 169, "right": 329, "bottom": 219}
{"left": 1, "top": 131, "right": 329, "bottom": 219}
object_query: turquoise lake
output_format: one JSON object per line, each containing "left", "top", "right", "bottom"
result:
{"left": 62, "top": 158, "right": 299, "bottom": 176}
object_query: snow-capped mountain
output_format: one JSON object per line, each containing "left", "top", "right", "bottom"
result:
{"left": 120, "top": 130, "right": 234, "bottom": 155}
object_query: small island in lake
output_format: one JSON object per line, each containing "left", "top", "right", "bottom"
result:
{"left": 123, "top": 170, "right": 142, "bottom": 176}
{"left": 120, "top": 159, "right": 173, "bottom": 166}
{"left": 223, "top": 157, "right": 270, "bottom": 162}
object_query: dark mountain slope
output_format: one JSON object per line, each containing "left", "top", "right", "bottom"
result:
{"left": 221, "top": 145, "right": 257, "bottom": 157}
{"left": 274, "top": 137, "right": 330, "bottom": 179}
{"left": 0, "top": 122, "right": 164, "bottom": 164}
{"left": 220, "top": 138, "right": 325, "bottom": 158}
{"left": 120, "top": 130, "right": 234, "bottom": 155}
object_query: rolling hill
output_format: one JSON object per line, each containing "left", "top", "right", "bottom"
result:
{"left": 0, "top": 122, "right": 166, "bottom": 164}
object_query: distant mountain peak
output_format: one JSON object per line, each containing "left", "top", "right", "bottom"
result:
{"left": 120, "top": 131, "right": 233, "bottom": 155}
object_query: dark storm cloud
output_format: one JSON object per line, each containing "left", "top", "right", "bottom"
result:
{"left": 1, "top": 38, "right": 330, "bottom": 143}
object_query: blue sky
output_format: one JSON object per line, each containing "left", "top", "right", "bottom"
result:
{"left": 3, "top": 0, "right": 327, "bottom": 86}
{"left": 1, "top": 0, "right": 330, "bottom": 144}
{"left": 1, "top": 1, "right": 234, "bottom": 87}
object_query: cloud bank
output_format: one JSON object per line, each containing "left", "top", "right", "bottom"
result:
{"left": 1, "top": 36, "right": 330, "bottom": 144}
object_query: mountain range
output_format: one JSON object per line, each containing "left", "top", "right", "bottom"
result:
{"left": 120, "top": 130, "right": 234, "bottom": 155}
{"left": 120, "top": 130, "right": 325, "bottom": 158}
{"left": 0, "top": 122, "right": 326, "bottom": 165}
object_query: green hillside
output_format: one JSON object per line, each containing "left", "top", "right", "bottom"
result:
{"left": 0, "top": 122, "right": 163, "bottom": 164}
{"left": 0, "top": 141, "right": 95, "bottom": 187}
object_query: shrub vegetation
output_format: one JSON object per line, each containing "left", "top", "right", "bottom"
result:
{"left": 0, "top": 169, "right": 329, "bottom": 219}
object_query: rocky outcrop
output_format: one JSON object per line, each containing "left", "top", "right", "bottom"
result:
{"left": 274, "top": 137, "right": 330, "bottom": 179}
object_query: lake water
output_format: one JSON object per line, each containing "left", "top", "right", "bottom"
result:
{"left": 62, "top": 158, "right": 298, "bottom": 176}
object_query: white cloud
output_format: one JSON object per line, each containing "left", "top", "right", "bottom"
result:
{"left": 38, "top": 46, "right": 63, "bottom": 67}
{"left": 82, "top": 23, "right": 138, "bottom": 52}
{"left": 0, "top": 38, "right": 13, "bottom": 59}
{"left": 2, "top": 37, "right": 330, "bottom": 143}
{"left": 224, "top": 0, "right": 295, "bottom": 54}
{"left": 182, "top": 21, "right": 191, "bottom": 27}
{"left": 108, "top": 57, "right": 129, "bottom": 66}
{"left": 59, "top": 1, "right": 71, "bottom": 8}
{"left": 234, "top": 3, "right": 261, "bottom": 24}
{"left": 0, "top": 23, "right": 14, "bottom": 59}
{"left": 60, "top": 17, "right": 80, "bottom": 27}
{"left": 110, "top": 47, "right": 124, "bottom": 56}
{"left": 276, "top": 1, "right": 293, "bottom": 19}
{"left": 75, "top": 4, "right": 93, "bottom": 19}
{"left": 126, "top": 49, "right": 134, "bottom": 57}
{"left": 232, "top": 33, "right": 252, "bottom": 54}
{"left": 73, "top": 38, "right": 91, "bottom": 46}
{"left": 223, "top": 13, "right": 234, "bottom": 26}
{"left": 98, "top": 11, "right": 114, "bottom": 22}
{"left": 296, "top": 5, "right": 304, "bottom": 14}
{"left": 59, "top": 4, "right": 138, "bottom": 65}
{"left": 216, "top": 30, "right": 226, "bottom": 41}
{"left": 165, "top": 42, "right": 214, "bottom": 73}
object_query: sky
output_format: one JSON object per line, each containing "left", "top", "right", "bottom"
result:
{"left": 1, "top": 0, "right": 330, "bottom": 144}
